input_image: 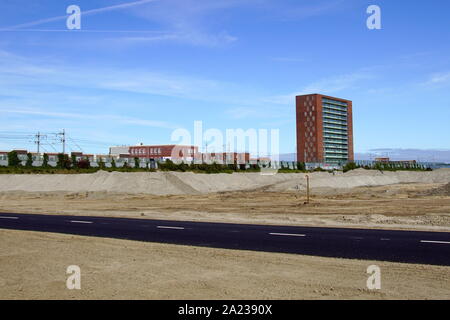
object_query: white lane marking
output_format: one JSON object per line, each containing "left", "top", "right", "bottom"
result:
{"left": 69, "top": 220, "right": 93, "bottom": 224}
{"left": 380, "top": 238, "right": 391, "bottom": 241}
{"left": 269, "top": 233, "right": 306, "bottom": 237}
{"left": 420, "top": 240, "right": 450, "bottom": 245}
{"left": 157, "top": 226, "right": 185, "bottom": 230}
{"left": 0, "top": 216, "right": 19, "bottom": 219}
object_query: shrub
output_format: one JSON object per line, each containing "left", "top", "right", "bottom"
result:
{"left": 228, "top": 162, "right": 238, "bottom": 172}
{"left": 178, "top": 161, "right": 189, "bottom": 172}
{"left": 343, "top": 162, "right": 358, "bottom": 173}
{"left": 159, "top": 159, "right": 177, "bottom": 171}
{"left": 57, "top": 153, "right": 71, "bottom": 169}
{"left": 77, "top": 159, "right": 91, "bottom": 169}
{"left": 374, "top": 162, "right": 383, "bottom": 171}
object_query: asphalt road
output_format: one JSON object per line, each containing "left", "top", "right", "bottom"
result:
{"left": 1, "top": 212, "right": 450, "bottom": 266}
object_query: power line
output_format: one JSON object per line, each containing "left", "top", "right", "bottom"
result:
{"left": 1, "top": 130, "right": 123, "bottom": 154}
{"left": 67, "top": 137, "right": 84, "bottom": 153}
{"left": 34, "top": 132, "right": 47, "bottom": 153}
{"left": 40, "top": 145, "right": 49, "bottom": 153}
{"left": 57, "top": 129, "right": 66, "bottom": 154}
{"left": 43, "top": 141, "right": 58, "bottom": 153}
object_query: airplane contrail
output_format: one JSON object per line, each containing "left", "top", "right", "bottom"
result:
{"left": 0, "top": 0, "right": 158, "bottom": 30}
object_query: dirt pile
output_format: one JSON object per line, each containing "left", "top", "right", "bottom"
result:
{"left": 0, "top": 169, "right": 449, "bottom": 196}
{"left": 424, "top": 183, "right": 450, "bottom": 196}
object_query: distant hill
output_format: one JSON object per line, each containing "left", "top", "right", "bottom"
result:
{"left": 355, "top": 149, "right": 450, "bottom": 163}
{"left": 278, "top": 149, "right": 450, "bottom": 163}
{"left": 278, "top": 153, "right": 297, "bottom": 162}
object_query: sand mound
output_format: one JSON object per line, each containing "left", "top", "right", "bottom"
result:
{"left": 424, "top": 183, "right": 450, "bottom": 196}
{"left": 268, "top": 169, "right": 450, "bottom": 192}
{"left": 0, "top": 169, "right": 449, "bottom": 195}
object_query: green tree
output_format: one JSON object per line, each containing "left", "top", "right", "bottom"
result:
{"left": 296, "top": 162, "right": 306, "bottom": 171}
{"left": 26, "top": 153, "right": 33, "bottom": 167}
{"left": 57, "top": 153, "right": 71, "bottom": 169}
{"left": 42, "top": 153, "right": 49, "bottom": 167}
{"left": 134, "top": 157, "right": 140, "bottom": 169}
{"left": 7, "top": 151, "right": 21, "bottom": 167}
{"left": 98, "top": 158, "right": 106, "bottom": 169}
{"left": 71, "top": 155, "right": 78, "bottom": 169}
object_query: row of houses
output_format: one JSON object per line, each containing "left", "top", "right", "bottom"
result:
{"left": 0, "top": 144, "right": 266, "bottom": 167}
{"left": 0, "top": 150, "right": 112, "bottom": 167}
{"left": 110, "top": 144, "right": 255, "bottom": 165}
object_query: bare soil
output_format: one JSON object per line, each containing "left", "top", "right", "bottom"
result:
{"left": 1, "top": 182, "right": 449, "bottom": 231}
{"left": 1, "top": 229, "right": 449, "bottom": 300}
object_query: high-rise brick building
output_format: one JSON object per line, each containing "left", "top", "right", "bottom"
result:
{"left": 296, "top": 94, "right": 354, "bottom": 163}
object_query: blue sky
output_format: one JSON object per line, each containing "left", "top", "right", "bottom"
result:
{"left": 0, "top": 0, "right": 449, "bottom": 155}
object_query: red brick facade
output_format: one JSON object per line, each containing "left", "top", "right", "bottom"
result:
{"left": 202, "top": 152, "right": 250, "bottom": 164}
{"left": 296, "top": 94, "right": 354, "bottom": 163}
{"left": 129, "top": 145, "right": 198, "bottom": 159}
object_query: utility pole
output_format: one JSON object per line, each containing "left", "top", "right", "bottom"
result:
{"left": 35, "top": 132, "right": 44, "bottom": 153}
{"left": 305, "top": 174, "right": 310, "bottom": 204}
{"left": 58, "top": 129, "right": 66, "bottom": 154}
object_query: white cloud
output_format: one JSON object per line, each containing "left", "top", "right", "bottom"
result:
{"left": 264, "top": 0, "right": 346, "bottom": 21}
{"left": 112, "top": 30, "right": 237, "bottom": 47}
{"left": 0, "top": 108, "right": 177, "bottom": 130}
{"left": 427, "top": 72, "right": 450, "bottom": 85}
{"left": 225, "top": 105, "right": 289, "bottom": 120}
{"left": 1, "top": 0, "right": 159, "bottom": 30}
{"left": 127, "top": 0, "right": 344, "bottom": 46}
{"left": 0, "top": 0, "right": 347, "bottom": 47}
{"left": 271, "top": 57, "right": 306, "bottom": 63}
{"left": 225, "top": 107, "right": 265, "bottom": 120}
{"left": 263, "top": 71, "right": 373, "bottom": 105}
{"left": 125, "top": 0, "right": 248, "bottom": 46}
{"left": 1, "top": 0, "right": 241, "bottom": 46}
{"left": 0, "top": 50, "right": 230, "bottom": 102}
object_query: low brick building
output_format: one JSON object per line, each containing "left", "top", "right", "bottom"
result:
{"left": 202, "top": 152, "right": 250, "bottom": 165}
{"left": 129, "top": 145, "right": 199, "bottom": 162}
